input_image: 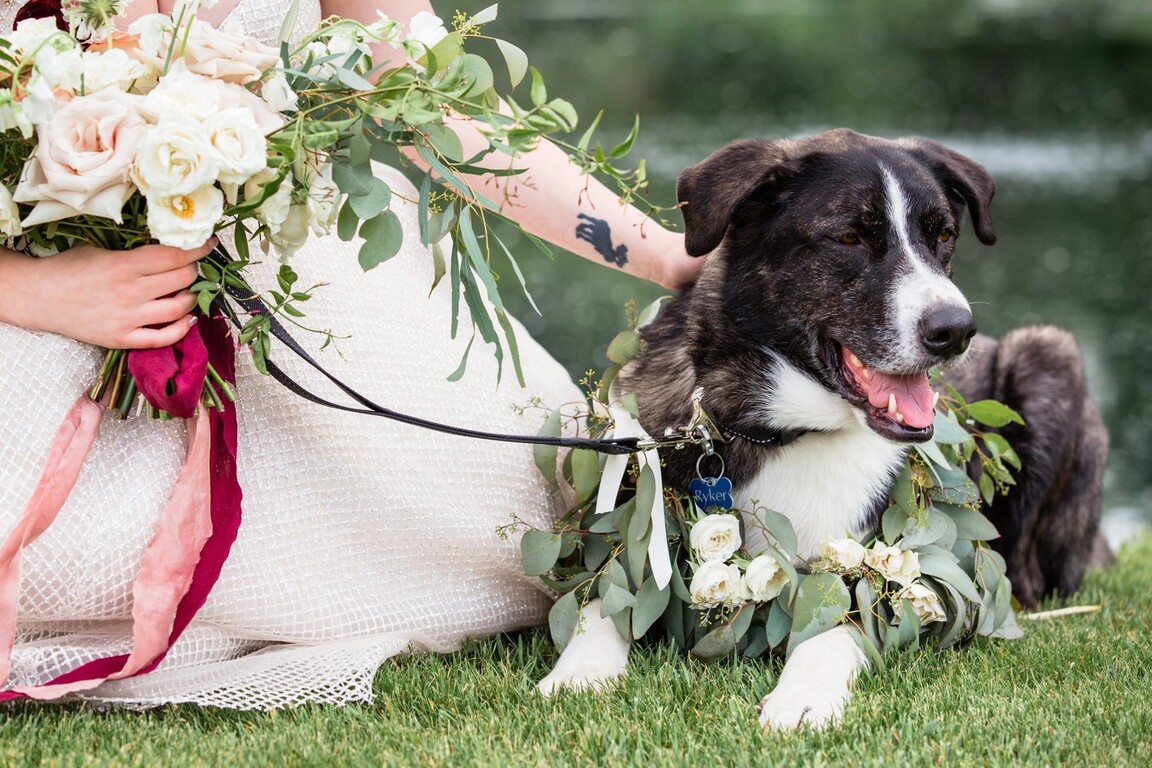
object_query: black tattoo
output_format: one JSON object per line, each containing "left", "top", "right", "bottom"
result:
{"left": 575, "top": 214, "right": 629, "bottom": 267}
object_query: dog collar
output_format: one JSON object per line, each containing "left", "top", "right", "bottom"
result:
{"left": 720, "top": 424, "right": 807, "bottom": 447}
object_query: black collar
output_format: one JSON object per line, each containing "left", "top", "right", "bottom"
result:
{"left": 721, "top": 423, "right": 807, "bottom": 447}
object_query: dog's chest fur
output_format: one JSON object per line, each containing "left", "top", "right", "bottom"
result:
{"left": 736, "top": 429, "right": 907, "bottom": 560}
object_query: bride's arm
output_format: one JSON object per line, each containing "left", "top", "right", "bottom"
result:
{"left": 324, "top": 0, "right": 702, "bottom": 291}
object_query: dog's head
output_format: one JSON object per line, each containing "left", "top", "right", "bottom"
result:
{"left": 677, "top": 129, "right": 996, "bottom": 443}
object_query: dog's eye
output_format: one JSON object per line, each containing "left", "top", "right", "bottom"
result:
{"left": 938, "top": 229, "right": 955, "bottom": 244}
{"left": 836, "top": 233, "right": 861, "bottom": 245}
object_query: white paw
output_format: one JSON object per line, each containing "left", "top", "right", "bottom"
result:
{"left": 536, "top": 599, "right": 630, "bottom": 697}
{"left": 536, "top": 661, "right": 626, "bottom": 696}
{"left": 756, "top": 626, "right": 868, "bottom": 731}
{"left": 757, "top": 685, "right": 847, "bottom": 730}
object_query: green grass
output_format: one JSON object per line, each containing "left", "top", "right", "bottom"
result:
{"left": 3, "top": 533, "right": 1150, "bottom": 768}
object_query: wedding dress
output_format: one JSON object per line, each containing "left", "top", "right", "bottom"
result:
{"left": 0, "top": 0, "right": 581, "bottom": 709}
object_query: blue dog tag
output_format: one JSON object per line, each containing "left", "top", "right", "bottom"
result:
{"left": 689, "top": 476, "right": 734, "bottom": 510}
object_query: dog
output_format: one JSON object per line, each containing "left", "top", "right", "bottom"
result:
{"left": 537, "top": 129, "right": 1108, "bottom": 729}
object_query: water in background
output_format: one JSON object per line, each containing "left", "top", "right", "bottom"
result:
{"left": 452, "top": 0, "right": 1152, "bottom": 523}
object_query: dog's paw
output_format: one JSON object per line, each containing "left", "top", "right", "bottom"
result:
{"left": 757, "top": 686, "right": 848, "bottom": 730}
{"left": 535, "top": 598, "right": 630, "bottom": 697}
{"left": 535, "top": 660, "right": 626, "bottom": 696}
{"left": 755, "top": 626, "right": 868, "bottom": 731}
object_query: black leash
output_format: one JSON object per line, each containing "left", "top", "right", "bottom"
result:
{"left": 208, "top": 248, "right": 693, "bottom": 456}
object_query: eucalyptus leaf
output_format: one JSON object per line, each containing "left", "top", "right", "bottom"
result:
{"left": 919, "top": 553, "right": 982, "bottom": 603}
{"left": 337, "top": 199, "right": 359, "bottom": 241}
{"left": 632, "top": 576, "right": 671, "bottom": 639}
{"left": 937, "top": 501, "right": 1001, "bottom": 541}
{"left": 605, "top": 329, "right": 641, "bottom": 365}
{"left": 966, "top": 399, "right": 1025, "bottom": 427}
{"left": 495, "top": 38, "right": 528, "bottom": 88}
{"left": 756, "top": 508, "right": 799, "bottom": 558}
{"left": 600, "top": 582, "right": 638, "bottom": 617}
{"left": 549, "top": 590, "right": 579, "bottom": 649}
{"left": 470, "top": 3, "right": 499, "bottom": 25}
{"left": 900, "top": 507, "right": 954, "bottom": 548}
{"left": 570, "top": 449, "right": 601, "bottom": 504}
{"left": 533, "top": 409, "right": 562, "bottom": 493}
{"left": 691, "top": 623, "right": 737, "bottom": 660}
{"left": 787, "top": 573, "right": 851, "bottom": 656}
{"left": 357, "top": 210, "right": 403, "bottom": 271}
{"left": 520, "top": 530, "right": 561, "bottom": 576}
{"left": 582, "top": 533, "right": 610, "bottom": 573}
{"left": 423, "top": 123, "right": 464, "bottom": 163}
{"left": 348, "top": 177, "right": 392, "bottom": 219}
{"left": 765, "top": 598, "right": 792, "bottom": 649}
{"left": 933, "top": 409, "right": 971, "bottom": 444}
{"left": 332, "top": 160, "right": 375, "bottom": 197}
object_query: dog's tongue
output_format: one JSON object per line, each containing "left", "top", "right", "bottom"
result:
{"left": 842, "top": 347, "right": 936, "bottom": 429}
{"left": 865, "top": 371, "right": 936, "bottom": 429}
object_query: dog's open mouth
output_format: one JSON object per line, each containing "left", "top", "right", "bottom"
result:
{"left": 829, "top": 342, "right": 936, "bottom": 443}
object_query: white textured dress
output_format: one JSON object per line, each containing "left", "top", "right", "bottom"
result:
{"left": 0, "top": 0, "right": 580, "bottom": 709}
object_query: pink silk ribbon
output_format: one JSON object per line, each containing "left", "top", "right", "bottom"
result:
{"left": 0, "top": 315, "right": 242, "bottom": 700}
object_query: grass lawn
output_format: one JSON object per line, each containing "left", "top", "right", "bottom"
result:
{"left": 3, "top": 532, "right": 1149, "bottom": 767}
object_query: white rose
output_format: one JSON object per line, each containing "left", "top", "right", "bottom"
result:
{"left": 14, "top": 89, "right": 147, "bottom": 225}
{"left": 182, "top": 19, "right": 279, "bottom": 85}
{"left": 268, "top": 203, "right": 311, "bottom": 259}
{"left": 689, "top": 514, "right": 742, "bottom": 563}
{"left": 244, "top": 168, "right": 292, "bottom": 230}
{"left": 690, "top": 561, "right": 745, "bottom": 608}
{"left": 865, "top": 543, "right": 921, "bottom": 587}
{"left": 132, "top": 116, "right": 221, "bottom": 197}
{"left": 305, "top": 163, "right": 341, "bottom": 236}
{"left": 146, "top": 185, "right": 223, "bottom": 248}
{"left": 260, "top": 72, "right": 298, "bottom": 113}
{"left": 820, "top": 538, "right": 867, "bottom": 571}
{"left": 203, "top": 109, "right": 267, "bottom": 186}
{"left": 0, "top": 185, "right": 23, "bottom": 237}
{"left": 742, "top": 555, "right": 787, "bottom": 602}
{"left": 79, "top": 49, "right": 149, "bottom": 94}
{"left": 896, "top": 582, "right": 947, "bottom": 625}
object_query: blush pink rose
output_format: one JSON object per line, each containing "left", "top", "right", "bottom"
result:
{"left": 14, "top": 89, "right": 146, "bottom": 225}
{"left": 182, "top": 19, "right": 280, "bottom": 85}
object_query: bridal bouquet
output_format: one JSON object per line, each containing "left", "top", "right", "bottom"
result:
{"left": 0, "top": 0, "right": 617, "bottom": 415}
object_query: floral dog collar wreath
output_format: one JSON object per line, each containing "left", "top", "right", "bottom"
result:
{"left": 520, "top": 300, "right": 1024, "bottom": 666}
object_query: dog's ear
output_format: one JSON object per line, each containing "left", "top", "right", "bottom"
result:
{"left": 900, "top": 138, "right": 997, "bottom": 246}
{"left": 676, "top": 139, "right": 797, "bottom": 257}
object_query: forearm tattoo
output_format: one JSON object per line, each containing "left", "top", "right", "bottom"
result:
{"left": 575, "top": 214, "right": 628, "bottom": 267}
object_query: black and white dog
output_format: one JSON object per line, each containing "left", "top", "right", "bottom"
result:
{"left": 538, "top": 129, "right": 1108, "bottom": 728}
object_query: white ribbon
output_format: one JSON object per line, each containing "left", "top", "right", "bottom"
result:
{"left": 595, "top": 404, "right": 671, "bottom": 589}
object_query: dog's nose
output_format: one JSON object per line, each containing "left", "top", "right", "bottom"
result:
{"left": 919, "top": 305, "right": 976, "bottom": 357}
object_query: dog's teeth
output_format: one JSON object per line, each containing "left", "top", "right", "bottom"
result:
{"left": 932, "top": 392, "right": 940, "bottom": 409}
{"left": 895, "top": 412, "right": 905, "bottom": 424}
{"left": 849, "top": 353, "right": 862, "bottom": 368}
{"left": 887, "top": 394, "right": 898, "bottom": 415}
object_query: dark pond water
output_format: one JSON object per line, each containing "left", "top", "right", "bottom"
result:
{"left": 456, "top": 0, "right": 1152, "bottom": 525}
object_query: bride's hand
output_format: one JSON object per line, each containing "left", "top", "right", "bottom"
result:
{"left": 0, "top": 240, "right": 215, "bottom": 349}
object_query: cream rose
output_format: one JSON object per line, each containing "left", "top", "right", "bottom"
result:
{"left": 132, "top": 116, "right": 221, "bottom": 197}
{"left": 14, "top": 89, "right": 146, "bottom": 225}
{"left": 896, "top": 582, "right": 946, "bottom": 625}
{"left": 866, "top": 543, "right": 921, "bottom": 587}
{"left": 268, "top": 203, "right": 311, "bottom": 259}
{"left": 0, "top": 185, "right": 23, "bottom": 238}
{"left": 689, "top": 514, "right": 742, "bottom": 563}
{"left": 146, "top": 185, "right": 223, "bottom": 248}
{"left": 690, "top": 561, "right": 746, "bottom": 608}
{"left": 79, "top": 49, "right": 150, "bottom": 95}
{"left": 305, "top": 163, "right": 341, "bottom": 236}
{"left": 820, "top": 538, "right": 867, "bottom": 571}
{"left": 742, "top": 555, "right": 788, "bottom": 602}
{"left": 182, "top": 19, "right": 279, "bottom": 85}
{"left": 203, "top": 109, "right": 267, "bottom": 186}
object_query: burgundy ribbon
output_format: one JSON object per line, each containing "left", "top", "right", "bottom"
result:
{"left": 0, "top": 314, "right": 242, "bottom": 700}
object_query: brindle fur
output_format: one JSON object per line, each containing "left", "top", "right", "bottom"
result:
{"left": 621, "top": 129, "right": 1107, "bottom": 607}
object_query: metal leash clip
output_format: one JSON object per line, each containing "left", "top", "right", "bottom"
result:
{"left": 634, "top": 387, "right": 728, "bottom": 454}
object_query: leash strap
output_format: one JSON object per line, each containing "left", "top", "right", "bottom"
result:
{"left": 211, "top": 249, "right": 652, "bottom": 456}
